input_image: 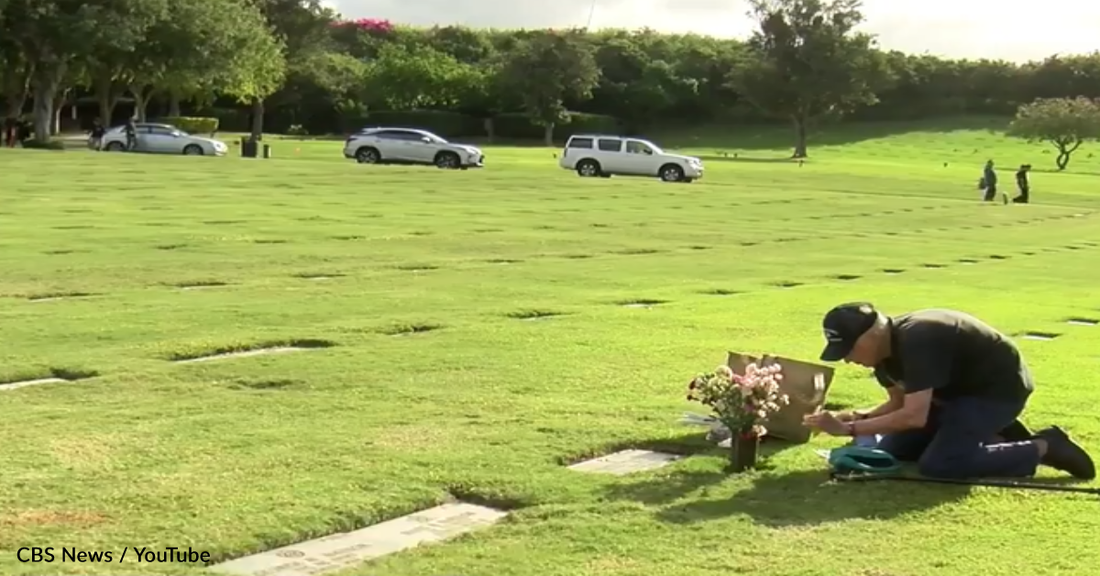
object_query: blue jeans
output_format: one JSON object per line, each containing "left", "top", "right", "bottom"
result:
{"left": 876, "top": 396, "right": 1041, "bottom": 479}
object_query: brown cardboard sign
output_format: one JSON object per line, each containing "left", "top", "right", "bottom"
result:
{"left": 726, "top": 351, "right": 835, "bottom": 444}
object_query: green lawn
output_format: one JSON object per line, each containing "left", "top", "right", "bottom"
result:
{"left": 2, "top": 119, "right": 1100, "bottom": 576}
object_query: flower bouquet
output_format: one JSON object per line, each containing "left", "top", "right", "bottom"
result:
{"left": 686, "top": 362, "right": 790, "bottom": 472}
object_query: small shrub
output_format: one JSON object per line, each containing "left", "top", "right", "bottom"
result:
{"left": 158, "top": 116, "right": 219, "bottom": 135}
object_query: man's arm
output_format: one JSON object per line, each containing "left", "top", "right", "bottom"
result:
{"left": 838, "top": 385, "right": 905, "bottom": 422}
{"left": 851, "top": 389, "right": 934, "bottom": 435}
{"left": 849, "top": 327, "right": 953, "bottom": 436}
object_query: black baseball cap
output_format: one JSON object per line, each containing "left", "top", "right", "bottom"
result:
{"left": 819, "top": 302, "right": 879, "bottom": 362}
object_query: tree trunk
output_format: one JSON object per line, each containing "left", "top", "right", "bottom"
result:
{"left": 542, "top": 123, "right": 554, "bottom": 147}
{"left": 2, "top": 63, "right": 31, "bottom": 120}
{"left": 94, "top": 76, "right": 120, "bottom": 125}
{"left": 97, "top": 93, "right": 118, "bottom": 126}
{"left": 50, "top": 87, "right": 70, "bottom": 135}
{"left": 128, "top": 85, "right": 154, "bottom": 121}
{"left": 791, "top": 115, "right": 808, "bottom": 159}
{"left": 1055, "top": 140, "right": 1081, "bottom": 171}
{"left": 168, "top": 90, "right": 182, "bottom": 117}
{"left": 31, "top": 64, "right": 64, "bottom": 141}
{"left": 250, "top": 97, "right": 264, "bottom": 140}
{"left": 483, "top": 117, "right": 495, "bottom": 143}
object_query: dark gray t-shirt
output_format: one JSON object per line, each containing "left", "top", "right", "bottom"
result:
{"left": 873, "top": 309, "right": 1034, "bottom": 402}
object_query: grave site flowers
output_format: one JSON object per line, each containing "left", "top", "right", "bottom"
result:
{"left": 687, "top": 362, "right": 790, "bottom": 471}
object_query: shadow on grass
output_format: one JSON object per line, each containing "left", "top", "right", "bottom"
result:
{"left": 558, "top": 431, "right": 717, "bottom": 466}
{"left": 655, "top": 468, "right": 971, "bottom": 527}
{"left": 600, "top": 439, "right": 802, "bottom": 506}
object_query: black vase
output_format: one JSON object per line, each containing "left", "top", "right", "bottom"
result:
{"left": 727, "top": 433, "right": 760, "bottom": 473}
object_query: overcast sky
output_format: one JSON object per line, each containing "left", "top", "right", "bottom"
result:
{"left": 322, "top": 0, "right": 1100, "bottom": 62}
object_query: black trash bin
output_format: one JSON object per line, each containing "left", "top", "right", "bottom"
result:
{"left": 240, "top": 137, "right": 258, "bottom": 158}
{"left": 262, "top": 144, "right": 272, "bottom": 159}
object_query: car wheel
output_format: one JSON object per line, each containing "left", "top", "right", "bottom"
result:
{"left": 356, "top": 147, "right": 381, "bottom": 164}
{"left": 659, "top": 163, "right": 685, "bottom": 182}
{"left": 576, "top": 159, "right": 601, "bottom": 177}
{"left": 435, "top": 151, "right": 460, "bottom": 169}
{"left": 183, "top": 144, "right": 203, "bottom": 155}
{"left": 105, "top": 141, "right": 125, "bottom": 152}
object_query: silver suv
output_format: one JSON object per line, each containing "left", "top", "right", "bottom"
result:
{"left": 342, "top": 127, "right": 485, "bottom": 169}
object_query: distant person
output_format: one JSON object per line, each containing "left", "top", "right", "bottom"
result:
{"left": 2, "top": 116, "right": 15, "bottom": 147}
{"left": 980, "top": 160, "right": 1004, "bottom": 203}
{"left": 90, "top": 119, "right": 106, "bottom": 151}
{"left": 1014, "top": 164, "right": 1031, "bottom": 204}
{"left": 125, "top": 117, "right": 137, "bottom": 151}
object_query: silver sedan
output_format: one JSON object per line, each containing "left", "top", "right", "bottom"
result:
{"left": 97, "top": 123, "right": 228, "bottom": 156}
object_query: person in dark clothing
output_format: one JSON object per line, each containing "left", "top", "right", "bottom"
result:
{"left": 90, "top": 120, "right": 106, "bottom": 151}
{"left": 805, "top": 302, "right": 1095, "bottom": 480}
{"left": 2, "top": 117, "right": 16, "bottom": 147}
{"left": 125, "top": 117, "right": 137, "bottom": 151}
{"left": 1014, "top": 164, "right": 1031, "bottom": 203}
{"left": 981, "top": 160, "right": 1004, "bottom": 203}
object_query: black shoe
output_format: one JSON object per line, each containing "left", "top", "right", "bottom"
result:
{"left": 1037, "top": 426, "right": 1096, "bottom": 480}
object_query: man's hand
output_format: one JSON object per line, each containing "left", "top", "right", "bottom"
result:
{"left": 834, "top": 411, "right": 859, "bottom": 423}
{"left": 803, "top": 411, "right": 850, "bottom": 436}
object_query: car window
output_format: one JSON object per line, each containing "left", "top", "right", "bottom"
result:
{"left": 626, "top": 140, "right": 653, "bottom": 155}
{"left": 567, "top": 137, "right": 594, "bottom": 149}
{"left": 149, "top": 127, "right": 175, "bottom": 136}
{"left": 377, "top": 131, "right": 422, "bottom": 141}
{"left": 597, "top": 139, "right": 622, "bottom": 152}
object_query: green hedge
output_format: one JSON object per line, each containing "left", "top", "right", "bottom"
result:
{"left": 357, "top": 110, "right": 484, "bottom": 138}
{"left": 202, "top": 108, "right": 251, "bottom": 132}
{"left": 492, "top": 112, "right": 622, "bottom": 141}
{"left": 158, "top": 116, "right": 219, "bottom": 135}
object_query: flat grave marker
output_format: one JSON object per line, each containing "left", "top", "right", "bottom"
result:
{"left": 567, "top": 449, "right": 682, "bottom": 475}
{"left": 0, "top": 377, "right": 67, "bottom": 392}
{"left": 209, "top": 502, "right": 507, "bottom": 576}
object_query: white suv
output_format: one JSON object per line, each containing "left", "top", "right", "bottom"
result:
{"left": 343, "top": 127, "right": 485, "bottom": 169}
{"left": 558, "top": 134, "right": 703, "bottom": 182}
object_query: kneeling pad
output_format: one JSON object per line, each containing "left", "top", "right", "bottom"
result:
{"left": 828, "top": 446, "right": 901, "bottom": 475}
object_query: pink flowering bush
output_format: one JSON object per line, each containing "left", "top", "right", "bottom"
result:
{"left": 686, "top": 362, "right": 790, "bottom": 438}
{"left": 331, "top": 17, "right": 394, "bottom": 34}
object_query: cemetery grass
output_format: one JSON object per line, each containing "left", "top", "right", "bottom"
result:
{"left": 2, "top": 120, "right": 1100, "bottom": 575}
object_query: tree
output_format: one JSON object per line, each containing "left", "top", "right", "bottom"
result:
{"left": 0, "top": 6, "right": 33, "bottom": 123}
{"left": 247, "top": 0, "right": 335, "bottom": 138}
{"left": 729, "top": 0, "right": 887, "bottom": 157}
{"left": 364, "top": 44, "right": 484, "bottom": 110}
{"left": 221, "top": 14, "right": 288, "bottom": 139}
{"left": 495, "top": 29, "right": 602, "bottom": 146}
{"left": 303, "top": 50, "right": 371, "bottom": 132}
{"left": 3, "top": 0, "right": 167, "bottom": 140}
{"left": 1007, "top": 97, "right": 1100, "bottom": 170}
